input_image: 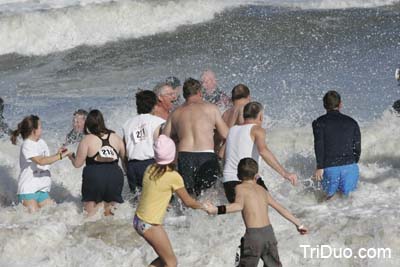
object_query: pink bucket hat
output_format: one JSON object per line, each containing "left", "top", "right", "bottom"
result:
{"left": 154, "top": 135, "right": 176, "bottom": 165}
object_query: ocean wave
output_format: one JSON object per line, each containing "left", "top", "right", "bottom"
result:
{"left": 271, "top": 0, "right": 400, "bottom": 9}
{"left": 0, "top": 0, "right": 240, "bottom": 56}
{"left": 0, "top": 0, "right": 398, "bottom": 56}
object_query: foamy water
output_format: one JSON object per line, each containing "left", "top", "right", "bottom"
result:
{"left": 0, "top": 108, "right": 399, "bottom": 266}
{"left": 0, "top": 1, "right": 399, "bottom": 266}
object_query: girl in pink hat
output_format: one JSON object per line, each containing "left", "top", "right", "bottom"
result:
{"left": 134, "top": 134, "right": 205, "bottom": 267}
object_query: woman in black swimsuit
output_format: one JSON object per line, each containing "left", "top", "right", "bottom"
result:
{"left": 68, "top": 109, "right": 126, "bottom": 216}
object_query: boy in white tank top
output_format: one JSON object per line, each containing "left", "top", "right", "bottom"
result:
{"left": 223, "top": 102, "right": 298, "bottom": 202}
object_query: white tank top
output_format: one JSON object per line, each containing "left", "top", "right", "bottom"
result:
{"left": 122, "top": 114, "right": 165, "bottom": 161}
{"left": 223, "top": 124, "right": 260, "bottom": 183}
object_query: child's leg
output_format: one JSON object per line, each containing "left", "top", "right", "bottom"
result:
{"left": 22, "top": 199, "right": 40, "bottom": 213}
{"left": 261, "top": 233, "right": 282, "bottom": 267}
{"left": 38, "top": 198, "right": 55, "bottom": 208}
{"left": 37, "top": 191, "right": 54, "bottom": 208}
{"left": 143, "top": 225, "right": 177, "bottom": 267}
{"left": 83, "top": 201, "right": 103, "bottom": 217}
{"left": 239, "top": 235, "right": 261, "bottom": 267}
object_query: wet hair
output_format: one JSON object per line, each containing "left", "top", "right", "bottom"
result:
{"left": 237, "top": 158, "right": 258, "bottom": 181}
{"left": 183, "top": 78, "right": 202, "bottom": 100}
{"left": 73, "top": 109, "right": 88, "bottom": 117}
{"left": 243, "top": 101, "right": 263, "bottom": 119}
{"left": 231, "top": 84, "right": 250, "bottom": 101}
{"left": 323, "top": 90, "right": 341, "bottom": 111}
{"left": 11, "top": 115, "right": 40, "bottom": 145}
{"left": 84, "top": 109, "right": 114, "bottom": 136}
{"left": 166, "top": 76, "right": 181, "bottom": 89}
{"left": 136, "top": 90, "right": 157, "bottom": 114}
{"left": 153, "top": 82, "right": 171, "bottom": 97}
{"left": 148, "top": 163, "right": 176, "bottom": 181}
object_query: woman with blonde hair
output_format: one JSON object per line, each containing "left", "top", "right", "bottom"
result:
{"left": 134, "top": 135, "right": 204, "bottom": 267}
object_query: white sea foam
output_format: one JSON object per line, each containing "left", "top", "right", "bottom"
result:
{"left": 0, "top": 0, "right": 398, "bottom": 56}
{"left": 266, "top": 0, "right": 400, "bottom": 10}
{"left": 1, "top": 107, "right": 399, "bottom": 266}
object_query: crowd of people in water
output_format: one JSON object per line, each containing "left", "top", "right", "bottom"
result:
{"left": 2, "top": 68, "right": 394, "bottom": 266}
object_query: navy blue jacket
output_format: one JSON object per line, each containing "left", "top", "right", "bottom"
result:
{"left": 312, "top": 110, "right": 361, "bottom": 169}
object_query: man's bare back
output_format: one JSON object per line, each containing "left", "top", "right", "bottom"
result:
{"left": 222, "top": 105, "right": 244, "bottom": 128}
{"left": 166, "top": 101, "right": 228, "bottom": 152}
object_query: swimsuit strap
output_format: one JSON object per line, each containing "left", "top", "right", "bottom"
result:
{"left": 86, "top": 132, "right": 119, "bottom": 164}
{"left": 96, "top": 132, "right": 111, "bottom": 146}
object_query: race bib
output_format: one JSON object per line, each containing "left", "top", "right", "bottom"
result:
{"left": 133, "top": 125, "right": 147, "bottom": 144}
{"left": 98, "top": 145, "right": 118, "bottom": 160}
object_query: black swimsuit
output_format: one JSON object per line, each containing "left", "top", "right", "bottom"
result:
{"left": 81, "top": 133, "right": 124, "bottom": 203}
{"left": 86, "top": 133, "right": 120, "bottom": 165}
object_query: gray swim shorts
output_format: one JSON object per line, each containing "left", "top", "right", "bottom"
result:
{"left": 239, "top": 225, "right": 282, "bottom": 267}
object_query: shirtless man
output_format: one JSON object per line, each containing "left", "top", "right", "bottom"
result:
{"left": 205, "top": 158, "right": 308, "bottom": 267}
{"left": 163, "top": 78, "right": 229, "bottom": 195}
{"left": 223, "top": 102, "right": 297, "bottom": 203}
{"left": 153, "top": 82, "right": 177, "bottom": 120}
{"left": 222, "top": 84, "right": 251, "bottom": 128}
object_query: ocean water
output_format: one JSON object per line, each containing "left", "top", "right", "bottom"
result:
{"left": 0, "top": 0, "right": 400, "bottom": 266}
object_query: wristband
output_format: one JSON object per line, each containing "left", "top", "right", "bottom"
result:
{"left": 217, "top": 205, "right": 226, "bottom": 215}
{"left": 297, "top": 224, "right": 304, "bottom": 230}
{"left": 59, "top": 153, "right": 62, "bottom": 160}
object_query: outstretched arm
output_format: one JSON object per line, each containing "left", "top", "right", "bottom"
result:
{"left": 31, "top": 147, "right": 69, "bottom": 166}
{"left": 254, "top": 126, "right": 297, "bottom": 185}
{"left": 205, "top": 186, "right": 244, "bottom": 215}
{"left": 175, "top": 187, "right": 204, "bottom": 209}
{"left": 68, "top": 137, "right": 88, "bottom": 168}
{"left": 267, "top": 192, "right": 308, "bottom": 234}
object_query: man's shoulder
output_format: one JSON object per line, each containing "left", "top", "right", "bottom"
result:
{"left": 340, "top": 113, "right": 359, "bottom": 125}
{"left": 124, "top": 114, "right": 164, "bottom": 126}
{"left": 222, "top": 106, "right": 234, "bottom": 116}
{"left": 314, "top": 114, "right": 328, "bottom": 122}
{"left": 250, "top": 124, "right": 264, "bottom": 134}
{"left": 188, "top": 101, "right": 219, "bottom": 111}
{"left": 312, "top": 114, "right": 328, "bottom": 127}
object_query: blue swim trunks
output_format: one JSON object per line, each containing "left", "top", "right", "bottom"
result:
{"left": 322, "top": 163, "right": 359, "bottom": 197}
{"left": 18, "top": 191, "right": 50, "bottom": 203}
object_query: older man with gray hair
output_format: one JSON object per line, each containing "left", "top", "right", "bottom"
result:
{"left": 153, "top": 82, "right": 177, "bottom": 120}
{"left": 200, "top": 69, "right": 230, "bottom": 110}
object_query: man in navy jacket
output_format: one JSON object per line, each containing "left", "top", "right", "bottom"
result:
{"left": 312, "top": 90, "right": 361, "bottom": 199}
